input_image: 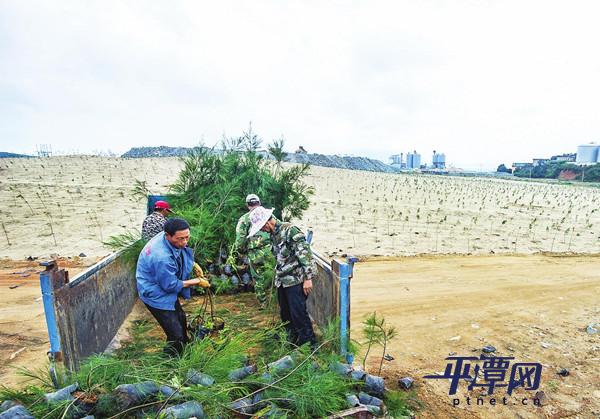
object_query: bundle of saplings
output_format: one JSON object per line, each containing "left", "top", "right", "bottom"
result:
{"left": 107, "top": 130, "right": 314, "bottom": 298}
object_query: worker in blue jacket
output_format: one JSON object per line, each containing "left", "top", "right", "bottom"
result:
{"left": 136, "top": 217, "right": 209, "bottom": 356}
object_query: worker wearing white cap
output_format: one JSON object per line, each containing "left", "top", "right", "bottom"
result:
{"left": 248, "top": 206, "right": 316, "bottom": 348}
{"left": 231, "top": 194, "right": 271, "bottom": 306}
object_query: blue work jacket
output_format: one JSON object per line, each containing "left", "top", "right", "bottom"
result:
{"left": 136, "top": 232, "right": 194, "bottom": 310}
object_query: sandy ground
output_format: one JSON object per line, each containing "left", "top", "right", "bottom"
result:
{"left": 2, "top": 157, "right": 600, "bottom": 259}
{"left": 302, "top": 166, "right": 600, "bottom": 258}
{"left": 2, "top": 157, "right": 600, "bottom": 417}
{"left": 352, "top": 254, "right": 600, "bottom": 418}
{"left": 0, "top": 156, "right": 182, "bottom": 260}
{"left": 0, "top": 257, "right": 99, "bottom": 387}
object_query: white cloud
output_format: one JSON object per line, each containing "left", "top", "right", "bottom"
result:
{"left": 1, "top": 1, "right": 599, "bottom": 168}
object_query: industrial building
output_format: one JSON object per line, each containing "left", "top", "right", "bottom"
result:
{"left": 389, "top": 150, "right": 445, "bottom": 170}
{"left": 575, "top": 143, "right": 600, "bottom": 165}
{"left": 406, "top": 151, "right": 421, "bottom": 169}
{"left": 432, "top": 150, "right": 446, "bottom": 169}
{"left": 389, "top": 153, "right": 404, "bottom": 169}
{"left": 550, "top": 153, "right": 576, "bottom": 162}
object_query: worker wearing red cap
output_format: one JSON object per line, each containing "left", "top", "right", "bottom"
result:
{"left": 142, "top": 200, "right": 173, "bottom": 240}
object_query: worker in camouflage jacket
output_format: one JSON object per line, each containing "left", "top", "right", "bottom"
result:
{"left": 231, "top": 194, "right": 272, "bottom": 306}
{"left": 247, "top": 206, "right": 316, "bottom": 347}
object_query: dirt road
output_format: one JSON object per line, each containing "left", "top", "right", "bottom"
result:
{"left": 2, "top": 253, "right": 598, "bottom": 417}
{"left": 352, "top": 254, "right": 600, "bottom": 418}
{"left": 0, "top": 258, "right": 97, "bottom": 387}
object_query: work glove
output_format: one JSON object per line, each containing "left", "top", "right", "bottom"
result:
{"left": 197, "top": 278, "right": 211, "bottom": 289}
{"left": 193, "top": 262, "right": 205, "bottom": 278}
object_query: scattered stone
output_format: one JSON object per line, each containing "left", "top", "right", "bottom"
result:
{"left": 25, "top": 256, "right": 37, "bottom": 261}
{"left": 482, "top": 345, "right": 496, "bottom": 353}
{"left": 79, "top": 253, "right": 87, "bottom": 257}
{"left": 186, "top": 370, "right": 215, "bottom": 386}
{"left": 448, "top": 352, "right": 457, "bottom": 356}
{"left": 557, "top": 368, "right": 570, "bottom": 377}
{"left": 449, "top": 335, "right": 461, "bottom": 342}
{"left": 586, "top": 324, "right": 598, "bottom": 335}
{"left": 541, "top": 342, "right": 551, "bottom": 349}
{"left": 383, "top": 354, "right": 394, "bottom": 361}
{"left": 471, "top": 323, "right": 480, "bottom": 329}
{"left": 507, "top": 346, "right": 515, "bottom": 352}
{"left": 534, "top": 390, "right": 548, "bottom": 406}
{"left": 398, "top": 377, "right": 414, "bottom": 390}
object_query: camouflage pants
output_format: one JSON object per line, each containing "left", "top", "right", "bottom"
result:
{"left": 248, "top": 248, "right": 272, "bottom": 307}
{"left": 249, "top": 261, "right": 267, "bottom": 306}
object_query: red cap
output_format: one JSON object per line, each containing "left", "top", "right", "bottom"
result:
{"left": 154, "top": 200, "right": 172, "bottom": 212}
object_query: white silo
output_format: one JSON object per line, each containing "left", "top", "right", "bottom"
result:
{"left": 576, "top": 143, "right": 599, "bottom": 164}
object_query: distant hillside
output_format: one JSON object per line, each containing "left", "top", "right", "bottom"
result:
{"left": 121, "top": 146, "right": 396, "bottom": 173}
{"left": 286, "top": 152, "right": 396, "bottom": 172}
{"left": 0, "top": 152, "right": 33, "bottom": 158}
{"left": 121, "top": 146, "right": 196, "bottom": 158}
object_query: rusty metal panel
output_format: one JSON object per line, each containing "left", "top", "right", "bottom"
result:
{"left": 306, "top": 251, "right": 339, "bottom": 331}
{"left": 53, "top": 253, "right": 137, "bottom": 371}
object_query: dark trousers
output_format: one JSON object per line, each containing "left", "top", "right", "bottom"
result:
{"left": 277, "top": 283, "right": 316, "bottom": 347}
{"left": 144, "top": 300, "right": 189, "bottom": 356}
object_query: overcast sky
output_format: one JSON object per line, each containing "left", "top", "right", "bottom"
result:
{"left": 1, "top": 1, "right": 600, "bottom": 170}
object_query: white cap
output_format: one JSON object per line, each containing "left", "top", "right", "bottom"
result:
{"left": 245, "top": 193, "right": 261, "bottom": 205}
{"left": 247, "top": 206, "right": 274, "bottom": 238}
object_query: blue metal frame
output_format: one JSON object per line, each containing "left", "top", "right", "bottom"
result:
{"left": 339, "top": 256, "right": 358, "bottom": 363}
{"left": 40, "top": 268, "right": 61, "bottom": 356}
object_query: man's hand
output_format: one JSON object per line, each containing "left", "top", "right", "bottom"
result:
{"left": 183, "top": 277, "right": 211, "bottom": 288}
{"left": 197, "top": 278, "right": 211, "bottom": 288}
{"left": 303, "top": 279, "right": 313, "bottom": 296}
{"left": 183, "top": 278, "right": 201, "bottom": 288}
